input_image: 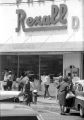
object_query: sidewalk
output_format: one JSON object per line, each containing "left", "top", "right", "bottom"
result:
{"left": 35, "top": 82, "right": 58, "bottom": 97}
{"left": 37, "top": 96, "right": 59, "bottom": 105}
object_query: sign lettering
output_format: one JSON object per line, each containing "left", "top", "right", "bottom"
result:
{"left": 16, "top": 4, "right": 67, "bottom": 32}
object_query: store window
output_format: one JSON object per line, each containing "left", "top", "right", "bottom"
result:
{"left": 40, "top": 55, "right": 63, "bottom": 77}
{"left": 0, "top": 54, "right": 63, "bottom": 81}
{"left": 1, "top": 55, "right": 18, "bottom": 80}
{"left": 19, "top": 55, "right": 39, "bottom": 81}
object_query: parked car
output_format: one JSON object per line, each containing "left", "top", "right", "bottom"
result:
{"left": 0, "top": 81, "right": 21, "bottom": 102}
{"left": 65, "top": 80, "right": 84, "bottom": 117}
{"left": 0, "top": 102, "right": 44, "bottom": 120}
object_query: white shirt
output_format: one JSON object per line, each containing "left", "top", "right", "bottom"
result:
{"left": 4, "top": 75, "right": 9, "bottom": 82}
{"left": 21, "top": 76, "right": 29, "bottom": 85}
{"left": 43, "top": 75, "right": 50, "bottom": 85}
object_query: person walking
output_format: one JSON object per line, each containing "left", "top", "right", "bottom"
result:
{"left": 22, "top": 71, "right": 33, "bottom": 106}
{"left": 43, "top": 74, "right": 50, "bottom": 98}
{"left": 3, "top": 69, "right": 9, "bottom": 90}
{"left": 56, "top": 74, "right": 63, "bottom": 100}
{"left": 57, "top": 77, "right": 69, "bottom": 115}
{"left": 65, "top": 73, "right": 75, "bottom": 109}
{"left": 19, "top": 71, "right": 29, "bottom": 91}
{"left": 18, "top": 72, "right": 25, "bottom": 91}
{"left": 24, "top": 78, "right": 32, "bottom": 106}
{"left": 7, "top": 71, "right": 13, "bottom": 90}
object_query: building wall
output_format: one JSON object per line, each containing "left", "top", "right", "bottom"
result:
{"left": 83, "top": 0, "right": 84, "bottom": 43}
{"left": 83, "top": 0, "right": 84, "bottom": 79}
{"left": 63, "top": 52, "right": 82, "bottom": 78}
{"left": 0, "top": 0, "right": 83, "bottom": 44}
{"left": 0, "top": 56, "right": 1, "bottom": 80}
{"left": 0, "top": 0, "right": 83, "bottom": 80}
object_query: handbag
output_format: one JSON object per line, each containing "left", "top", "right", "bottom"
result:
{"left": 66, "top": 91, "right": 75, "bottom": 99}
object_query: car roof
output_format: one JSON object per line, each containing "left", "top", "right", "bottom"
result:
{"left": 0, "top": 103, "right": 38, "bottom": 116}
{"left": 0, "top": 81, "right": 3, "bottom": 83}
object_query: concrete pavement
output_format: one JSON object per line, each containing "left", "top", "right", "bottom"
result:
{"left": 37, "top": 96, "right": 59, "bottom": 105}
{"left": 31, "top": 97, "right": 84, "bottom": 120}
{"left": 31, "top": 96, "right": 60, "bottom": 115}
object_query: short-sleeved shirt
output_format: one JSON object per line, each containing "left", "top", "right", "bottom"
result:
{"left": 43, "top": 75, "right": 50, "bottom": 85}
{"left": 20, "top": 76, "right": 29, "bottom": 85}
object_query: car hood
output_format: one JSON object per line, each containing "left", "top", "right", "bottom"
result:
{"left": 0, "top": 103, "right": 44, "bottom": 120}
{"left": 0, "top": 91, "right": 21, "bottom": 100}
{"left": 0, "top": 103, "right": 38, "bottom": 116}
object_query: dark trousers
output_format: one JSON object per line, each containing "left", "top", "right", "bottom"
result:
{"left": 3, "top": 85, "right": 8, "bottom": 90}
{"left": 44, "top": 84, "right": 50, "bottom": 98}
{"left": 33, "top": 93, "right": 37, "bottom": 104}
{"left": 24, "top": 91, "right": 32, "bottom": 105}
{"left": 18, "top": 83, "right": 24, "bottom": 91}
{"left": 7, "top": 80, "right": 12, "bottom": 90}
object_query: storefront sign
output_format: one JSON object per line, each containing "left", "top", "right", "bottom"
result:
{"left": 16, "top": 4, "right": 67, "bottom": 32}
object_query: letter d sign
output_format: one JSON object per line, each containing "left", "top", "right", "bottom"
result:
{"left": 72, "top": 16, "right": 80, "bottom": 30}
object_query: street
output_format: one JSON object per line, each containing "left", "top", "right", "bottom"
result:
{"left": 30, "top": 97, "right": 84, "bottom": 120}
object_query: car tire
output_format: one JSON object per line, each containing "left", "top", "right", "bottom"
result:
{"left": 14, "top": 97, "right": 19, "bottom": 103}
{"left": 80, "top": 106, "right": 84, "bottom": 117}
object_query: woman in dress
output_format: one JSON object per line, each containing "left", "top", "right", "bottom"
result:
{"left": 57, "top": 77, "right": 69, "bottom": 115}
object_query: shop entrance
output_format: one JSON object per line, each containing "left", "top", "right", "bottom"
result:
{"left": 0, "top": 54, "right": 63, "bottom": 81}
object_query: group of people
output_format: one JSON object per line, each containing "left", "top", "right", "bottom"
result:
{"left": 3, "top": 69, "right": 32, "bottom": 91}
{"left": 2, "top": 69, "right": 36, "bottom": 105}
{"left": 2, "top": 69, "right": 77, "bottom": 110}
{"left": 57, "top": 73, "right": 75, "bottom": 115}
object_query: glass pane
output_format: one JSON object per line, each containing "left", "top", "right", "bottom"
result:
{"left": 1, "top": 55, "right": 18, "bottom": 80}
{"left": 19, "top": 55, "right": 39, "bottom": 81}
{"left": 40, "top": 55, "right": 63, "bottom": 77}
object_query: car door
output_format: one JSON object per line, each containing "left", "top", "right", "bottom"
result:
{"left": 74, "top": 82, "right": 84, "bottom": 112}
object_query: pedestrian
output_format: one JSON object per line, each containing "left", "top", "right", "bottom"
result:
{"left": 67, "top": 73, "right": 75, "bottom": 94}
{"left": 65, "top": 73, "right": 75, "bottom": 109}
{"left": 19, "top": 71, "right": 29, "bottom": 91}
{"left": 43, "top": 73, "right": 50, "bottom": 98}
{"left": 56, "top": 74, "right": 63, "bottom": 100}
{"left": 3, "top": 69, "right": 9, "bottom": 90}
{"left": 57, "top": 77, "right": 69, "bottom": 115}
{"left": 7, "top": 71, "right": 13, "bottom": 90}
{"left": 24, "top": 77, "right": 32, "bottom": 106}
{"left": 18, "top": 72, "right": 25, "bottom": 91}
